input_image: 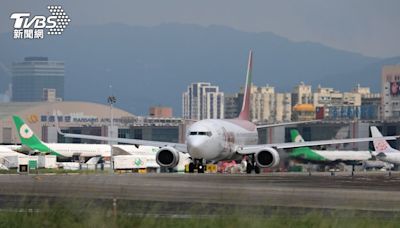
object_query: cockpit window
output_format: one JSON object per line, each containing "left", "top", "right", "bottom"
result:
{"left": 189, "top": 131, "right": 212, "bottom": 137}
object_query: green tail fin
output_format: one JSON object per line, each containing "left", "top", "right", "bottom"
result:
{"left": 290, "top": 129, "right": 305, "bottom": 143}
{"left": 12, "top": 115, "right": 59, "bottom": 155}
{"left": 289, "top": 129, "right": 326, "bottom": 161}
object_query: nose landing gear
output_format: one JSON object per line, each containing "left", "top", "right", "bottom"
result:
{"left": 188, "top": 159, "right": 205, "bottom": 173}
{"left": 245, "top": 155, "right": 261, "bottom": 174}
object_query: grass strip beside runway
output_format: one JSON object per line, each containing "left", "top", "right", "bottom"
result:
{"left": 0, "top": 199, "right": 399, "bottom": 228}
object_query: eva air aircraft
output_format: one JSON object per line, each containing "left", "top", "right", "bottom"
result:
{"left": 13, "top": 115, "right": 111, "bottom": 158}
{"left": 289, "top": 129, "right": 372, "bottom": 166}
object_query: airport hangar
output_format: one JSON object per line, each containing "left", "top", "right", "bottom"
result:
{"left": 0, "top": 101, "right": 400, "bottom": 152}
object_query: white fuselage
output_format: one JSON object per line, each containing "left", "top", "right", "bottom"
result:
{"left": 45, "top": 143, "right": 111, "bottom": 157}
{"left": 186, "top": 119, "right": 258, "bottom": 161}
{"left": 315, "top": 150, "right": 372, "bottom": 161}
{"left": 372, "top": 151, "right": 400, "bottom": 165}
{"left": 113, "top": 145, "right": 159, "bottom": 154}
{"left": 45, "top": 143, "right": 161, "bottom": 159}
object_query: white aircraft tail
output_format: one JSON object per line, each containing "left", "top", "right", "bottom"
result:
{"left": 370, "top": 126, "right": 398, "bottom": 153}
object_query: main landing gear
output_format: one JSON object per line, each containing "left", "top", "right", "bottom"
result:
{"left": 246, "top": 155, "right": 260, "bottom": 174}
{"left": 188, "top": 159, "right": 205, "bottom": 173}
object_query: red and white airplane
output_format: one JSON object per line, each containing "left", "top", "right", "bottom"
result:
{"left": 58, "top": 50, "right": 397, "bottom": 173}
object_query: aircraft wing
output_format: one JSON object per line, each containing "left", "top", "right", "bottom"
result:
{"left": 57, "top": 131, "right": 188, "bottom": 153}
{"left": 256, "top": 120, "right": 321, "bottom": 129}
{"left": 237, "top": 136, "right": 398, "bottom": 155}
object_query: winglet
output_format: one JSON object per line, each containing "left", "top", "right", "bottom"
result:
{"left": 238, "top": 50, "right": 253, "bottom": 121}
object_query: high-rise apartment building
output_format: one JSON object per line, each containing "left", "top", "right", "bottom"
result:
{"left": 182, "top": 82, "right": 224, "bottom": 120}
{"left": 381, "top": 65, "right": 400, "bottom": 119}
{"left": 312, "top": 84, "right": 377, "bottom": 120}
{"left": 224, "top": 93, "right": 243, "bottom": 119}
{"left": 291, "top": 82, "right": 312, "bottom": 106}
{"left": 225, "top": 85, "right": 291, "bottom": 123}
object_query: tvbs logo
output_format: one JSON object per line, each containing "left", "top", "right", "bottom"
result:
{"left": 10, "top": 6, "right": 70, "bottom": 39}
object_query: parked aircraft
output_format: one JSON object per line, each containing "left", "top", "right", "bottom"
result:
{"left": 13, "top": 115, "right": 111, "bottom": 158}
{"left": 371, "top": 126, "right": 400, "bottom": 165}
{"left": 289, "top": 129, "right": 372, "bottom": 175}
{"left": 13, "top": 115, "right": 170, "bottom": 169}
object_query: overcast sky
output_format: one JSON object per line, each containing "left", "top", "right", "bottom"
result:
{"left": 2, "top": 0, "right": 400, "bottom": 58}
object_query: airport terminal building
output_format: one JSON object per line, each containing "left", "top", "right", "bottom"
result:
{"left": 0, "top": 101, "right": 183, "bottom": 145}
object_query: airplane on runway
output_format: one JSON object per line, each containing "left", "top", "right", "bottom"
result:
{"left": 371, "top": 126, "right": 400, "bottom": 165}
{"left": 56, "top": 50, "right": 398, "bottom": 173}
{"left": 289, "top": 129, "right": 372, "bottom": 174}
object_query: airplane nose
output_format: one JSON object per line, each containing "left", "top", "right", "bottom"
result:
{"left": 190, "top": 137, "right": 204, "bottom": 148}
{"left": 188, "top": 137, "right": 208, "bottom": 158}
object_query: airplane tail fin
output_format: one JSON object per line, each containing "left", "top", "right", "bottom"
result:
{"left": 12, "top": 115, "right": 54, "bottom": 154}
{"left": 290, "top": 129, "right": 305, "bottom": 143}
{"left": 238, "top": 50, "right": 253, "bottom": 121}
{"left": 370, "top": 126, "right": 397, "bottom": 153}
{"left": 289, "top": 129, "right": 311, "bottom": 151}
{"left": 288, "top": 129, "right": 321, "bottom": 160}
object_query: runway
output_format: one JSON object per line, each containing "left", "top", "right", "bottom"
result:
{"left": 0, "top": 172, "right": 400, "bottom": 214}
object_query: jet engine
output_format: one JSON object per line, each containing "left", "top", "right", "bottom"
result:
{"left": 156, "top": 147, "right": 180, "bottom": 168}
{"left": 254, "top": 147, "right": 280, "bottom": 168}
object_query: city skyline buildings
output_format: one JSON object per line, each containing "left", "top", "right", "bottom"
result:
{"left": 1, "top": 54, "right": 398, "bottom": 121}
{"left": 11, "top": 57, "right": 64, "bottom": 102}
{"left": 182, "top": 80, "right": 381, "bottom": 122}
{"left": 182, "top": 82, "right": 224, "bottom": 120}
